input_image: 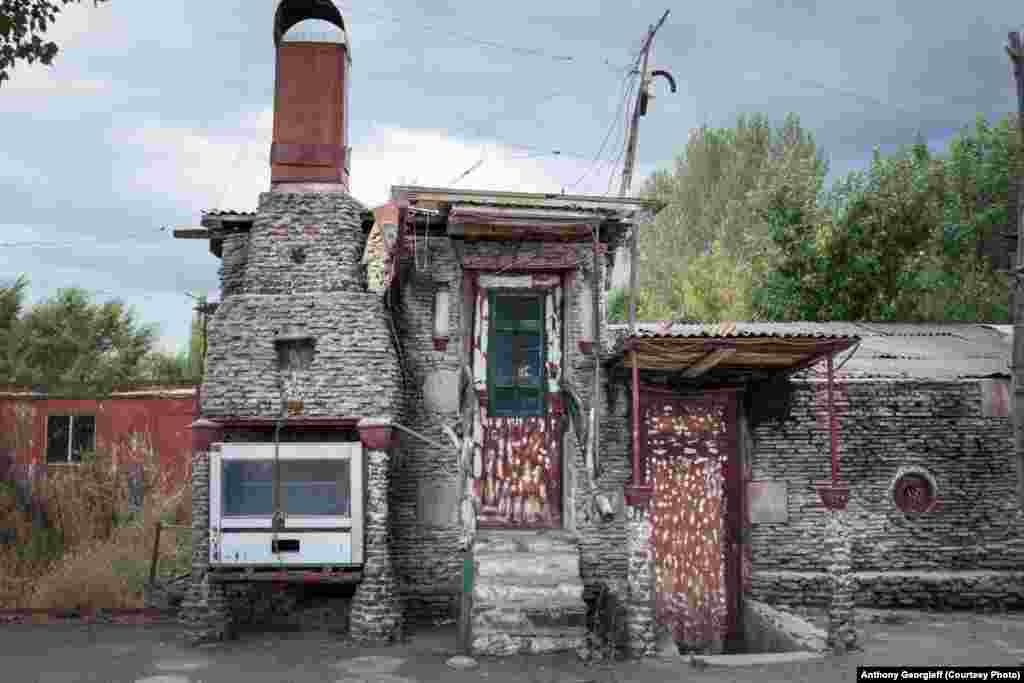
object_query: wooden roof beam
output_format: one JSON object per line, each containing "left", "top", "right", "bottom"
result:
{"left": 682, "top": 347, "right": 737, "bottom": 378}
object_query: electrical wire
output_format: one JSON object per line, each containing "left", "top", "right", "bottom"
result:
{"left": 568, "top": 69, "right": 638, "bottom": 191}
{"left": 333, "top": 0, "right": 633, "bottom": 74}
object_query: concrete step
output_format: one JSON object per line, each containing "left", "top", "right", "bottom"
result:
{"left": 472, "top": 628, "right": 586, "bottom": 656}
{"left": 473, "top": 579, "right": 583, "bottom": 606}
{"left": 473, "top": 603, "right": 588, "bottom": 633}
{"left": 475, "top": 552, "right": 580, "bottom": 582}
{"left": 474, "top": 530, "right": 579, "bottom": 555}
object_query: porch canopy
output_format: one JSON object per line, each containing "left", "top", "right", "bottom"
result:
{"left": 607, "top": 322, "right": 862, "bottom": 382}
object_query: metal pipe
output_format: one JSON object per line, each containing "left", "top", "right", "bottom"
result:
{"left": 391, "top": 421, "right": 450, "bottom": 452}
{"left": 591, "top": 223, "right": 601, "bottom": 481}
{"left": 827, "top": 354, "right": 838, "bottom": 484}
{"left": 632, "top": 347, "right": 641, "bottom": 485}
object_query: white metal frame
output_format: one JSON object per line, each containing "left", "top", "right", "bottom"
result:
{"left": 209, "top": 442, "right": 363, "bottom": 566}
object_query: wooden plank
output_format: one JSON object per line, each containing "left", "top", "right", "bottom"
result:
{"left": 172, "top": 228, "right": 208, "bottom": 239}
{"left": 681, "top": 348, "right": 736, "bottom": 378}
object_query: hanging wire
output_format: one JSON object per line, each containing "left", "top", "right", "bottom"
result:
{"left": 333, "top": 0, "right": 633, "bottom": 74}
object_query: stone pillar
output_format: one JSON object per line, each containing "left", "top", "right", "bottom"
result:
{"left": 351, "top": 418, "right": 404, "bottom": 642}
{"left": 180, "top": 419, "right": 233, "bottom": 644}
{"left": 624, "top": 507, "right": 658, "bottom": 658}
{"left": 825, "top": 510, "right": 858, "bottom": 654}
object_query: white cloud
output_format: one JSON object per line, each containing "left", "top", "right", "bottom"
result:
{"left": 115, "top": 113, "right": 628, "bottom": 213}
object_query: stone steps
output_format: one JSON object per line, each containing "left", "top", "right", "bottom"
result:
{"left": 471, "top": 530, "right": 587, "bottom": 656}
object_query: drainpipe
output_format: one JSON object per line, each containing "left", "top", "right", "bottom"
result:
{"left": 589, "top": 223, "right": 601, "bottom": 482}
{"left": 632, "top": 346, "right": 641, "bottom": 487}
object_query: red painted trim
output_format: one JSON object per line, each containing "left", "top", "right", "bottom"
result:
{"left": 433, "top": 336, "right": 450, "bottom": 351}
{"left": 463, "top": 272, "right": 477, "bottom": 355}
{"left": 270, "top": 142, "right": 345, "bottom": 167}
{"left": 630, "top": 350, "right": 644, "bottom": 497}
{"left": 827, "top": 354, "right": 838, "bottom": 484}
{"left": 462, "top": 256, "right": 579, "bottom": 272}
{"left": 358, "top": 423, "right": 396, "bottom": 450}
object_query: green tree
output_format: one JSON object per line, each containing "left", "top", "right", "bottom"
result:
{"left": 640, "top": 113, "right": 827, "bottom": 321}
{"left": 752, "top": 115, "right": 1016, "bottom": 322}
{"left": 140, "top": 309, "right": 204, "bottom": 384}
{"left": 7, "top": 285, "right": 156, "bottom": 395}
{"left": 0, "top": 275, "right": 29, "bottom": 383}
{"left": 0, "top": 0, "right": 109, "bottom": 85}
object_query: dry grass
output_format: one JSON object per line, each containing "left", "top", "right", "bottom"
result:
{"left": 0, "top": 438, "right": 191, "bottom": 610}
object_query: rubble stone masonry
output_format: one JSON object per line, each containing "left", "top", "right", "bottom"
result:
{"left": 748, "top": 378, "right": 1024, "bottom": 609}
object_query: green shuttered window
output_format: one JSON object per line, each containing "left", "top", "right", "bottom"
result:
{"left": 488, "top": 292, "right": 546, "bottom": 417}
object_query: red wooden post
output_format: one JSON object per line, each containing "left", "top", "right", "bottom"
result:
{"left": 828, "top": 354, "right": 837, "bottom": 484}
{"left": 633, "top": 348, "right": 641, "bottom": 484}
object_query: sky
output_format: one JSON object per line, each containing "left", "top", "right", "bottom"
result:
{"left": 1, "top": 0, "right": 1022, "bottom": 353}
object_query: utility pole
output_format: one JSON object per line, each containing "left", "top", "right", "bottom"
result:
{"left": 1007, "top": 30, "right": 1024, "bottom": 504}
{"left": 622, "top": 9, "right": 675, "bottom": 335}
{"left": 619, "top": 9, "right": 670, "bottom": 200}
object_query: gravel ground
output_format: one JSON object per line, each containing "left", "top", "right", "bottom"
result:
{"left": 1, "top": 609, "right": 1022, "bottom": 683}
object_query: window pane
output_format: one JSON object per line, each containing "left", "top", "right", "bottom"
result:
{"left": 491, "top": 332, "right": 544, "bottom": 387}
{"left": 70, "top": 416, "right": 96, "bottom": 462}
{"left": 492, "top": 387, "right": 544, "bottom": 417}
{"left": 223, "top": 461, "right": 274, "bottom": 516}
{"left": 281, "top": 459, "right": 351, "bottom": 516}
{"left": 493, "top": 295, "right": 543, "bottom": 332}
{"left": 46, "top": 416, "right": 70, "bottom": 463}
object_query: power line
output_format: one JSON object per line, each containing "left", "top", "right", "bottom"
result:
{"left": 334, "top": 0, "right": 633, "bottom": 74}
{"left": 569, "top": 69, "right": 639, "bottom": 191}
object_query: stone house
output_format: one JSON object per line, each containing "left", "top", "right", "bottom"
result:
{"left": 175, "top": 1, "right": 1024, "bottom": 658}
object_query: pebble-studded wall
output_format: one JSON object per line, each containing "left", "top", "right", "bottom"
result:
{"left": 746, "top": 376, "right": 1024, "bottom": 609}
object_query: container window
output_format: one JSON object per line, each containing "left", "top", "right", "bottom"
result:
{"left": 222, "top": 459, "right": 352, "bottom": 517}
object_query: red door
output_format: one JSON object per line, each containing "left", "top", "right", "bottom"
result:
{"left": 474, "top": 411, "right": 562, "bottom": 529}
{"left": 643, "top": 387, "right": 741, "bottom": 654}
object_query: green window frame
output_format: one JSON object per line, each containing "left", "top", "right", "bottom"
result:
{"left": 487, "top": 291, "right": 546, "bottom": 417}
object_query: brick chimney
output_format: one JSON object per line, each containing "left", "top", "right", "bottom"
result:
{"left": 271, "top": 0, "right": 351, "bottom": 191}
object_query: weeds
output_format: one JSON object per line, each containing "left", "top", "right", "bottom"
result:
{"left": 0, "top": 432, "right": 191, "bottom": 609}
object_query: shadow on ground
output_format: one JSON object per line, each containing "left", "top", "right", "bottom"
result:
{"left": 1, "top": 609, "right": 1023, "bottom": 683}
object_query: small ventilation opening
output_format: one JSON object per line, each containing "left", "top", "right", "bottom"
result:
{"left": 272, "top": 538, "right": 300, "bottom": 553}
{"left": 275, "top": 336, "right": 316, "bottom": 372}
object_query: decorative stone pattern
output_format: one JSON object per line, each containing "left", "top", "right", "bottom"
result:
{"left": 201, "top": 292, "right": 402, "bottom": 419}
{"left": 180, "top": 450, "right": 232, "bottom": 643}
{"left": 350, "top": 446, "right": 404, "bottom": 642}
{"left": 747, "top": 378, "right": 1024, "bottom": 609}
{"left": 387, "top": 234, "right": 625, "bottom": 626}
{"left": 824, "top": 511, "right": 857, "bottom": 654}
{"left": 242, "top": 191, "right": 368, "bottom": 295}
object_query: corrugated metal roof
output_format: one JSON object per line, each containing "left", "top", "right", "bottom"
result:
{"left": 202, "top": 209, "right": 256, "bottom": 216}
{"left": 608, "top": 322, "right": 1012, "bottom": 380}
{"left": 621, "top": 321, "right": 864, "bottom": 339}
{"left": 390, "top": 185, "right": 663, "bottom": 218}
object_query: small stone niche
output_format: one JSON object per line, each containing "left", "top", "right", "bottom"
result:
{"left": 275, "top": 332, "right": 316, "bottom": 371}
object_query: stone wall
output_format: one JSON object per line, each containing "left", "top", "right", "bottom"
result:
{"left": 747, "top": 377, "right": 1024, "bottom": 609}
{"left": 201, "top": 292, "right": 402, "bottom": 420}
{"left": 243, "top": 191, "right": 368, "bottom": 295}
{"left": 387, "top": 232, "right": 636, "bottom": 627}
{"left": 219, "top": 233, "right": 250, "bottom": 297}
{"left": 180, "top": 449, "right": 231, "bottom": 643}
{"left": 389, "top": 232, "right": 464, "bottom": 625}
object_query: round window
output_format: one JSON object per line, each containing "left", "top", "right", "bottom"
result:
{"left": 893, "top": 473, "right": 934, "bottom": 513}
